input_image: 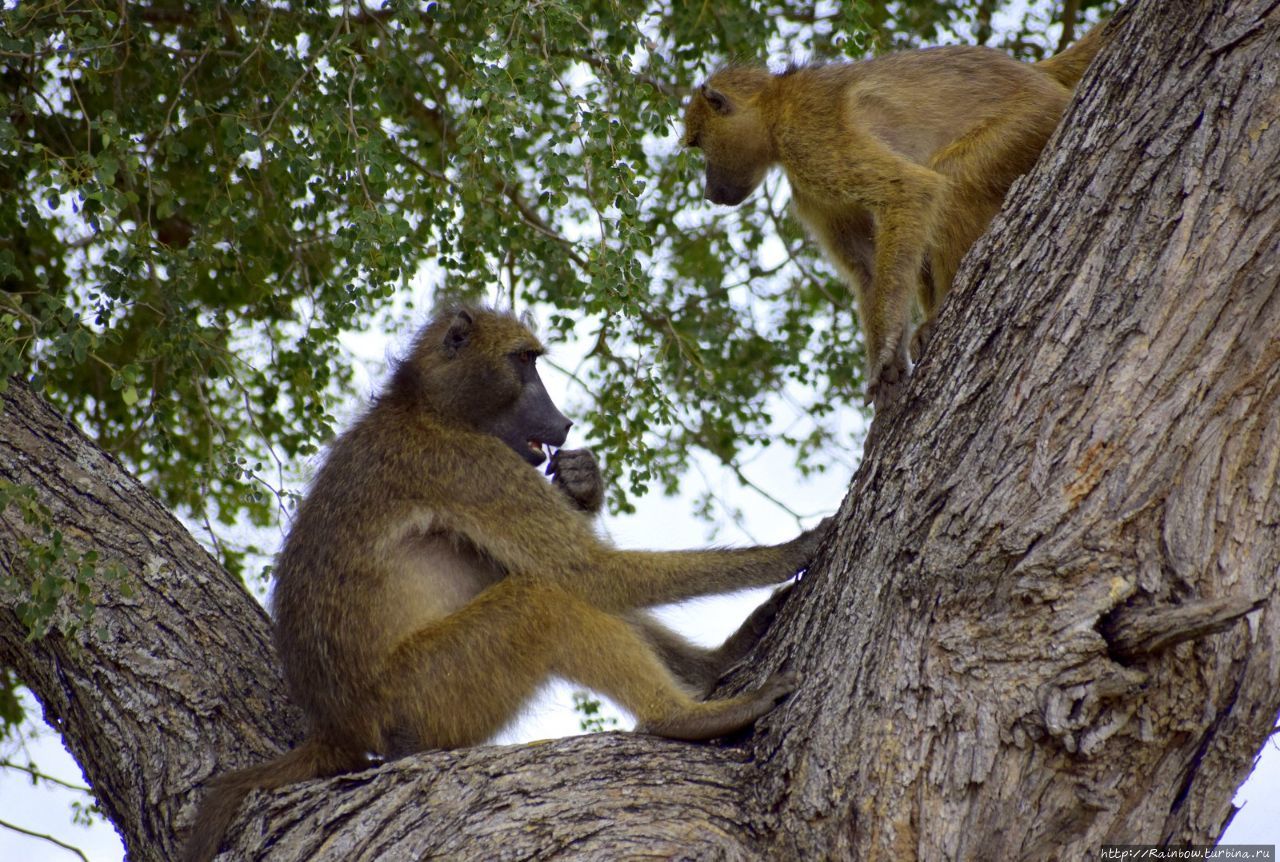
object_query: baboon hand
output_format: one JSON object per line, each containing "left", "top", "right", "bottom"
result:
{"left": 866, "top": 341, "right": 910, "bottom": 410}
{"left": 909, "top": 318, "right": 935, "bottom": 363}
{"left": 790, "top": 516, "right": 834, "bottom": 570}
{"left": 547, "top": 447, "right": 605, "bottom": 514}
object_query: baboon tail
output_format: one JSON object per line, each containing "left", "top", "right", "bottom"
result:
{"left": 1034, "top": 22, "right": 1113, "bottom": 89}
{"left": 181, "top": 736, "right": 366, "bottom": 862}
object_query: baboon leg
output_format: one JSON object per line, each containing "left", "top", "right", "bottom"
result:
{"left": 923, "top": 93, "right": 1072, "bottom": 324}
{"left": 864, "top": 162, "right": 944, "bottom": 393}
{"left": 634, "top": 673, "right": 797, "bottom": 741}
{"left": 788, "top": 129, "right": 942, "bottom": 401}
{"left": 709, "top": 583, "right": 793, "bottom": 670}
{"left": 925, "top": 177, "right": 1001, "bottom": 316}
{"left": 383, "top": 578, "right": 795, "bottom": 750}
{"left": 557, "top": 597, "right": 796, "bottom": 741}
{"left": 379, "top": 579, "right": 561, "bottom": 752}
{"left": 629, "top": 585, "right": 794, "bottom": 700}
{"left": 911, "top": 185, "right": 995, "bottom": 362}
{"left": 628, "top": 613, "right": 721, "bottom": 697}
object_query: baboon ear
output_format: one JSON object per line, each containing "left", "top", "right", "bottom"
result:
{"left": 702, "top": 85, "right": 731, "bottom": 116}
{"left": 443, "top": 309, "right": 474, "bottom": 357}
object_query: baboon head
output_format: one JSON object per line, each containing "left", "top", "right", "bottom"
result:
{"left": 682, "top": 68, "right": 776, "bottom": 207}
{"left": 395, "top": 307, "right": 571, "bottom": 466}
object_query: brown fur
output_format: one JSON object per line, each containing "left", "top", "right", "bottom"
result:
{"left": 683, "top": 25, "right": 1112, "bottom": 406}
{"left": 181, "top": 740, "right": 367, "bottom": 862}
{"left": 183, "top": 306, "right": 827, "bottom": 860}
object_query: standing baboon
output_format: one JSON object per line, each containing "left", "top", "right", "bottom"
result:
{"left": 183, "top": 306, "right": 829, "bottom": 861}
{"left": 683, "top": 25, "right": 1112, "bottom": 406}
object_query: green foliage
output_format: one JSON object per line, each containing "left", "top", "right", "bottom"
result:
{"left": 0, "top": 0, "right": 1116, "bottom": 550}
{"left": 572, "top": 691, "right": 621, "bottom": 734}
{"left": 70, "top": 797, "right": 105, "bottom": 828}
{"left": 0, "top": 667, "right": 22, "bottom": 739}
{"left": 0, "top": 480, "right": 132, "bottom": 642}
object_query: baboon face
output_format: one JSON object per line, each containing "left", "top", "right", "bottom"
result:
{"left": 683, "top": 75, "right": 773, "bottom": 207}
{"left": 408, "top": 309, "right": 572, "bottom": 467}
{"left": 484, "top": 341, "right": 572, "bottom": 467}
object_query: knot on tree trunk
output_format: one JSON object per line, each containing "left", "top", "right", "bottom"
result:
{"left": 1038, "top": 664, "right": 1148, "bottom": 756}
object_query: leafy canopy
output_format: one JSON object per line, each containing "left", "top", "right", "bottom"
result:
{"left": 1, "top": 0, "right": 1111, "bottom": 575}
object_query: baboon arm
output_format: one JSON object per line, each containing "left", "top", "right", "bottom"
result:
{"left": 437, "top": 498, "right": 811, "bottom": 611}
{"left": 593, "top": 545, "right": 809, "bottom": 610}
{"left": 781, "top": 123, "right": 943, "bottom": 386}
{"left": 400, "top": 430, "right": 824, "bottom": 610}
{"left": 431, "top": 496, "right": 814, "bottom": 611}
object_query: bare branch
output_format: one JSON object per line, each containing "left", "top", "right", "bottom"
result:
{"left": 0, "top": 817, "right": 91, "bottom": 862}
{"left": 1100, "top": 597, "right": 1268, "bottom": 662}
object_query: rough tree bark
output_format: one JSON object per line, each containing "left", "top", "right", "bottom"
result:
{"left": 1, "top": 0, "right": 1277, "bottom": 859}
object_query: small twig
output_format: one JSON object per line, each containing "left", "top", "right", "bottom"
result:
{"left": 235, "top": 5, "right": 276, "bottom": 70}
{"left": 1056, "top": 0, "right": 1081, "bottom": 52}
{"left": 264, "top": 16, "right": 347, "bottom": 136}
{"left": 725, "top": 461, "right": 804, "bottom": 523}
{"left": 0, "top": 760, "right": 92, "bottom": 793}
{"left": 0, "top": 817, "right": 91, "bottom": 862}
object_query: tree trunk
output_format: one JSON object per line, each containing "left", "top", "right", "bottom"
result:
{"left": 743, "top": 0, "right": 1280, "bottom": 855}
{"left": 0, "top": 378, "right": 304, "bottom": 861}
{"left": 2, "top": 0, "right": 1276, "bottom": 859}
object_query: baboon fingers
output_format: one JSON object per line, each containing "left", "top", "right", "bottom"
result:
{"left": 794, "top": 516, "right": 835, "bottom": 562}
{"left": 866, "top": 338, "right": 910, "bottom": 407}
{"left": 910, "top": 318, "right": 935, "bottom": 362}
{"left": 548, "top": 448, "right": 605, "bottom": 512}
{"left": 760, "top": 671, "right": 801, "bottom": 701}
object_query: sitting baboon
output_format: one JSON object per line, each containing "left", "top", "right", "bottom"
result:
{"left": 183, "top": 306, "right": 829, "bottom": 861}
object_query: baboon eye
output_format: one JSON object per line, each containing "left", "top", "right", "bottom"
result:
{"left": 517, "top": 350, "right": 536, "bottom": 364}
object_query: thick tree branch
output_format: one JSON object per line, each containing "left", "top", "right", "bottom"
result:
{"left": 0, "top": 380, "right": 299, "bottom": 862}
{"left": 239, "top": 736, "right": 758, "bottom": 860}
{"left": 1100, "top": 597, "right": 1269, "bottom": 662}
{"left": 0, "top": 378, "right": 765, "bottom": 860}
{"left": 738, "top": 0, "right": 1280, "bottom": 857}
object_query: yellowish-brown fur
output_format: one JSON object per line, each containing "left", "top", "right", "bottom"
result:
{"left": 183, "top": 307, "right": 826, "bottom": 861}
{"left": 684, "top": 25, "right": 1111, "bottom": 405}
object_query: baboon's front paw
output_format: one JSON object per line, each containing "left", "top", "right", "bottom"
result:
{"left": 910, "top": 319, "right": 934, "bottom": 362}
{"left": 759, "top": 671, "right": 801, "bottom": 702}
{"left": 547, "top": 448, "right": 604, "bottom": 513}
{"left": 794, "top": 515, "right": 834, "bottom": 564}
{"left": 866, "top": 348, "right": 908, "bottom": 409}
